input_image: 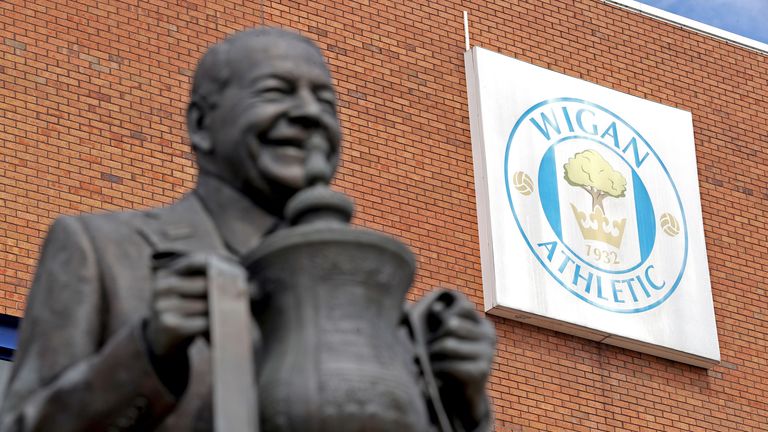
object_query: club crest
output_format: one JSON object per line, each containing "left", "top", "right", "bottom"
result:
{"left": 505, "top": 98, "right": 688, "bottom": 313}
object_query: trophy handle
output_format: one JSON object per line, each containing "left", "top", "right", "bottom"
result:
{"left": 404, "top": 290, "right": 459, "bottom": 432}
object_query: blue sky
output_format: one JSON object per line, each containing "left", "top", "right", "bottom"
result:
{"left": 634, "top": 0, "right": 768, "bottom": 44}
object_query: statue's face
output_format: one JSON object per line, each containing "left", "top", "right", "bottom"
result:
{"left": 199, "top": 35, "right": 340, "bottom": 207}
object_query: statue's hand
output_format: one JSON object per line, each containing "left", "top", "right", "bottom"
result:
{"left": 144, "top": 253, "right": 214, "bottom": 395}
{"left": 146, "top": 253, "right": 212, "bottom": 357}
{"left": 426, "top": 293, "right": 496, "bottom": 428}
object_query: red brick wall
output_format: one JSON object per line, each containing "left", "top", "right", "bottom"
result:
{"left": 1, "top": 0, "right": 766, "bottom": 430}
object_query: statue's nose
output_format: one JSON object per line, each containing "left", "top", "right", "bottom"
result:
{"left": 288, "top": 88, "right": 324, "bottom": 129}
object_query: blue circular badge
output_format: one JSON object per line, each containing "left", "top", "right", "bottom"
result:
{"left": 505, "top": 98, "right": 688, "bottom": 313}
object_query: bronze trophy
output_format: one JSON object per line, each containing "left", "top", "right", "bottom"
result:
{"left": 244, "top": 134, "right": 431, "bottom": 431}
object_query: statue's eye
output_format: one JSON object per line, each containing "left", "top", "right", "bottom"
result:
{"left": 252, "top": 78, "right": 292, "bottom": 98}
{"left": 257, "top": 87, "right": 290, "bottom": 98}
{"left": 315, "top": 88, "right": 336, "bottom": 110}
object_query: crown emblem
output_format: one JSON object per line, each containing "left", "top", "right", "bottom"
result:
{"left": 570, "top": 204, "right": 627, "bottom": 248}
{"left": 563, "top": 150, "right": 628, "bottom": 249}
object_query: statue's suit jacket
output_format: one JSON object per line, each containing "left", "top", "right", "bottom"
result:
{"left": 0, "top": 193, "right": 230, "bottom": 431}
{"left": 0, "top": 190, "right": 487, "bottom": 432}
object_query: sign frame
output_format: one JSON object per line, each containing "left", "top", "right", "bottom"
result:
{"left": 465, "top": 47, "right": 720, "bottom": 368}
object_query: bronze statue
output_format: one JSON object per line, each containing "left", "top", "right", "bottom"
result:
{"left": 0, "top": 28, "right": 495, "bottom": 431}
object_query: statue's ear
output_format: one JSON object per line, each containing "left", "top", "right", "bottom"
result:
{"left": 188, "top": 102, "right": 213, "bottom": 153}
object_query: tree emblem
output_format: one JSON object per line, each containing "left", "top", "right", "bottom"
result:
{"left": 564, "top": 150, "right": 628, "bottom": 248}
{"left": 563, "top": 150, "right": 627, "bottom": 212}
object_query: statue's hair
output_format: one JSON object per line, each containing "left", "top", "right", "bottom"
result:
{"left": 190, "top": 27, "right": 323, "bottom": 111}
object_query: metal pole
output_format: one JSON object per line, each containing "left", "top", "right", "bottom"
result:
{"left": 463, "top": 11, "right": 470, "bottom": 51}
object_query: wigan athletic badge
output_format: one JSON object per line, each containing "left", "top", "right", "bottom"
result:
{"left": 465, "top": 47, "right": 720, "bottom": 366}
{"left": 505, "top": 98, "right": 687, "bottom": 313}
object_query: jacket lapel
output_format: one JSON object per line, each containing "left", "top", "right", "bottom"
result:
{"left": 134, "top": 193, "right": 230, "bottom": 258}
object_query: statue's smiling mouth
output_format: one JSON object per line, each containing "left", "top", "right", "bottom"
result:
{"left": 257, "top": 135, "right": 307, "bottom": 164}
{"left": 259, "top": 125, "right": 309, "bottom": 150}
{"left": 263, "top": 137, "right": 305, "bottom": 150}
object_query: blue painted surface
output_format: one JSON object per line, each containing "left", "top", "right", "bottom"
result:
{"left": 538, "top": 147, "right": 561, "bottom": 239}
{"left": 633, "top": 170, "right": 655, "bottom": 261}
{"left": 0, "top": 326, "right": 17, "bottom": 351}
{"left": 0, "top": 315, "right": 20, "bottom": 355}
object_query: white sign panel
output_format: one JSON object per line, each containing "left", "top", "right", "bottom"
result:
{"left": 465, "top": 47, "right": 719, "bottom": 367}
